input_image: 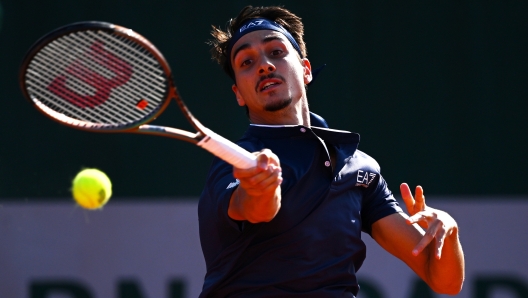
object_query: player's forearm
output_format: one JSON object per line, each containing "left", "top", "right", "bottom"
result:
{"left": 228, "top": 186, "right": 281, "bottom": 223}
{"left": 425, "top": 229, "right": 465, "bottom": 295}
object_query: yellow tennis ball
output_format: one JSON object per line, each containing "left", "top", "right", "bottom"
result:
{"left": 72, "top": 168, "right": 112, "bottom": 210}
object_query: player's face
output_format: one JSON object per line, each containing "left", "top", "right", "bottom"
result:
{"left": 230, "top": 30, "right": 312, "bottom": 122}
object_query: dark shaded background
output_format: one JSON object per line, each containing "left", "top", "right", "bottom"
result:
{"left": 0, "top": 0, "right": 526, "bottom": 200}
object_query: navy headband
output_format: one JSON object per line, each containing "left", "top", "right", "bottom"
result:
{"left": 227, "top": 18, "right": 303, "bottom": 63}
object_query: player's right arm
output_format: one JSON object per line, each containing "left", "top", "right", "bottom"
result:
{"left": 228, "top": 149, "right": 283, "bottom": 223}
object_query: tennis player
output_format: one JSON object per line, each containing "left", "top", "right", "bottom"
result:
{"left": 198, "top": 5, "right": 464, "bottom": 297}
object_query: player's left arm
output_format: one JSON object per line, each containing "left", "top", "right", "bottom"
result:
{"left": 371, "top": 183, "right": 465, "bottom": 295}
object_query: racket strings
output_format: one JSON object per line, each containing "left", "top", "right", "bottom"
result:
{"left": 49, "top": 32, "right": 164, "bottom": 119}
{"left": 28, "top": 37, "right": 144, "bottom": 125}
{"left": 28, "top": 50, "right": 119, "bottom": 124}
{"left": 81, "top": 31, "right": 168, "bottom": 95}
{"left": 87, "top": 31, "right": 165, "bottom": 80}
{"left": 46, "top": 35, "right": 150, "bottom": 122}
{"left": 24, "top": 29, "right": 170, "bottom": 128}
{"left": 29, "top": 38, "right": 133, "bottom": 123}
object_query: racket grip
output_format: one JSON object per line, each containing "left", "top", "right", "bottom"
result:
{"left": 198, "top": 128, "right": 257, "bottom": 169}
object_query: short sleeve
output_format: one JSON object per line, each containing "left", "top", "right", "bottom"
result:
{"left": 360, "top": 173, "right": 403, "bottom": 236}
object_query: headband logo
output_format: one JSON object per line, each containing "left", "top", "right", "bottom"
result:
{"left": 239, "top": 20, "right": 265, "bottom": 33}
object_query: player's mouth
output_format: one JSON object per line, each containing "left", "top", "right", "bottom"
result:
{"left": 256, "top": 77, "right": 283, "bottom": 93}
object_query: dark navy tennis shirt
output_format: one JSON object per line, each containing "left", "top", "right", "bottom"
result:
{"left": 198, "top": 116, "right": 402, "bottom": 297}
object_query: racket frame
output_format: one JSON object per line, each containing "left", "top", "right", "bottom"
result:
{"left": 19, "top": 22, "right": 198, "bottom": 138}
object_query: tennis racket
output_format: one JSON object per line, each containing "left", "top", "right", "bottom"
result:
{"left": 19, "top": 21, "right": 256, "bottom": 169}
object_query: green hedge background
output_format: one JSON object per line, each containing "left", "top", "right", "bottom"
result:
{"left": 0, "top": 0, "right": 526, "bottom": 199}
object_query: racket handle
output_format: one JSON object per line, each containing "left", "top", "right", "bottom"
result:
{"left": 198, "top": 128, "right": 257, "bottom": 169}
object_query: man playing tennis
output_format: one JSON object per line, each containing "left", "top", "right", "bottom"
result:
{"left": 199, "top": 5, "right": 464, "bottom": 297}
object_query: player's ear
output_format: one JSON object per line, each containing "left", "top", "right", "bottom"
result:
{"left": 302, "top": 58, "right": 313, "bottom": 85}
{"left": 232, "top": 84, "right": 246, "bottom": 106}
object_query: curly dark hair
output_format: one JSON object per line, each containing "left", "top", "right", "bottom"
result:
{"left": 208, "top": 5, "right": 307, "bottom": 81}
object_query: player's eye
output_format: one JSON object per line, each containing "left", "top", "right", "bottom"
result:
{"left": 240, "top": 59, "right": 252, "bottom": 67}
{"left": 271, "top": 49, "right": 283, "bottom": 56}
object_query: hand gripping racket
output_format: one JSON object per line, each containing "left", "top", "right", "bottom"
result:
{"left": 19, "top": 21, "right": 257, "bottom": 169}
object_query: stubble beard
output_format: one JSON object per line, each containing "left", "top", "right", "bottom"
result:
{"left": 264, "top": 96, "right": 293, "bottom": 112}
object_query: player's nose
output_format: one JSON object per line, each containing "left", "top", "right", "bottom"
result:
{"left": 258, "top": 56, "right": 276, "bottom": 74}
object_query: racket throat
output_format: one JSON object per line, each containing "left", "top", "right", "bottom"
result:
{"left": 136, "top": 124, "right": 201, "bottom": 143}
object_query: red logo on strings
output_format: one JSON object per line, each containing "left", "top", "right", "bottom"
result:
{"left": 47, "top": 41, "right": 133, "bottom": 108}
